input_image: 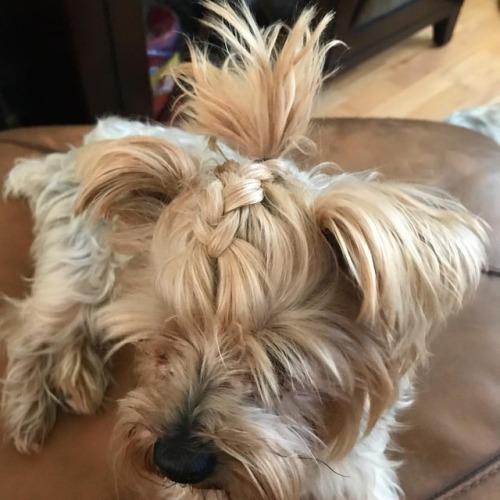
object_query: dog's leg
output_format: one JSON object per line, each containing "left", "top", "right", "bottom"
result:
{"left": 305, "top": 452, "right": 400, "bottom": 500}
{"left": 1, "top": 205, "right": 116, "bottom": 453}
{"left": 304, "top": 406, "right": 402, "bottom": 500}
{"left": 2, "top": 292, "right": 109, "bottom": 454}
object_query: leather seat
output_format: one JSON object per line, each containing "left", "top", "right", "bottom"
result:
{"left": 1, "top": 118, "right": 499, "bottom": 499}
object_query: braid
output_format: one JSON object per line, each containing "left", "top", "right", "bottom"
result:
{"left": 193, "top": 160, "right": 279, "bottom": 258}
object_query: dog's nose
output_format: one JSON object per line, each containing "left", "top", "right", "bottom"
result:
{"left": 152, "top": 436, "right": 217, "bottom": 484}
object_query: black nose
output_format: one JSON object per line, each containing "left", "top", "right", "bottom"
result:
{"left": 152, "top": 437, "right": 217, "bottom": 484}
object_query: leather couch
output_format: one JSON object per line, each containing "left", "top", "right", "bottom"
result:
{"left": 0, "top": 118, "right": 499, "bottom": 499}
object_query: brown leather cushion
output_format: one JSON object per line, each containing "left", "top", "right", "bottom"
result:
{"left": 1, "top": 119, "right": 499, "bottom": 499}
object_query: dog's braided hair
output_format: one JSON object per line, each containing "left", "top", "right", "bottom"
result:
{"left": 193, "top": 160, "right": 284, "bottom": 259}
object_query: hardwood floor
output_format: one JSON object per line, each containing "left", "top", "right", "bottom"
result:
{"left": 314, "top": 0, "right": 500, "bottom": 120}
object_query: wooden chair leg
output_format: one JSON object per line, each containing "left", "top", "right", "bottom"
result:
{"left": 433, "top": 9, "right": 461, "bottom": 46}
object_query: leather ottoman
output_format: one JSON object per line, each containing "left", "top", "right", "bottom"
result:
{"left": 1, "top": 119, "right": 499, "bottom": 499}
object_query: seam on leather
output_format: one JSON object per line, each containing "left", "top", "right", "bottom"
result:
{"left": 482, "top": 266, "right": 500, "bottom": 278}
{"left": 426, "top": 452, "right": 500, "bottom": 500}
{"left": 0, "top": 139, "right": 57, "bottom": 154}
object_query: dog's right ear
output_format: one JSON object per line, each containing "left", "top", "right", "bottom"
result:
{"left": 74, "top": 136, "right": 197, "bottom": 251}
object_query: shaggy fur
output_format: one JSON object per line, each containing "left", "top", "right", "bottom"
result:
{"left": 0, "top": 2, "right": 486, "bottom": 499}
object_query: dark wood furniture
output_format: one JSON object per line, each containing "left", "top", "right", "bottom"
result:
{"left": 64, "top": 0, "right": 151, "bottom": 121}
{"left": 0, "top": 0, "right": 465, "bottom": 129}
{"left": 0, "top": 0, "right": 86, "bottom": 129}
{"left": 323, "top": 0, "right": 464, "bottom": 70}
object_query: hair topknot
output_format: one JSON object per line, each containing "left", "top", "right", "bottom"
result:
{"left": 171, "top": 0, "right": 339, "bottom": 159}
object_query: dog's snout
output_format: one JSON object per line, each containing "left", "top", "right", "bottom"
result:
{"left": 152, "top": 436, "right": 217, "bottom": 484}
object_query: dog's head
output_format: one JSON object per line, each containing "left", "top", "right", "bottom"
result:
{"left": 75, "top": 2, "right": 486, "bottom": 498}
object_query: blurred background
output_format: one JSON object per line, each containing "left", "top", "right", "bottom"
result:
{"left": 0, "top": 0, "right": 498, "bottom": 130}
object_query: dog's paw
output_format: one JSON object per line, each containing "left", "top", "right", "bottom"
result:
{"left": 53, "top": 341, "right": 109, "bottom": 415}
{"left": 9, "top": 405, "right": 57, "bottom": 454}
{"left": 1, "top": 372, "right": 58, "bottom": 454}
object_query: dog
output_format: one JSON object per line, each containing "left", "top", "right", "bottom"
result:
{"left": 0, "top": 2, "right": 487, "bottom": 499}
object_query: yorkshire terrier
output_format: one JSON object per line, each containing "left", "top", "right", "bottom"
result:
{"left": 0, "top": 2, "right": 486, "bottom": 499}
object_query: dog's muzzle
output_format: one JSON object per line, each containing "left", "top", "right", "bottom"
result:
{"left": 153, "top": 436, "right": 217, "bottom": 484}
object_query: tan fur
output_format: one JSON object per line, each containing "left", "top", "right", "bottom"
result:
{"left": 0, "top": 2, "right": 486, "bottom": 498}
{"left": 171, "top": 1, "right": 341, "bottom": 159}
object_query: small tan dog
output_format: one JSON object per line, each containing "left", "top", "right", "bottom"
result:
{"left": 0, "top": 2, "right": 486, "bottom": 499}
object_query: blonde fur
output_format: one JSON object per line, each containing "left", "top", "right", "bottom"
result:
{"left": 0, "top": 2, "right": 486, "bottom": 499}
{"left": 172, "top": 1, "right": 341, "bottom": 159}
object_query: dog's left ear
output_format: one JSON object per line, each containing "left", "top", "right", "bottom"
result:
{"left": 314, "top": 176, "right": 487, "bottom": 371}
{"left": 74, "top": 136, "right": 197, "bottom": 251}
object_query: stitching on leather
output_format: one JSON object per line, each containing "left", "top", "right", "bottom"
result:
{"left": 443, "top": 464, "right": 500, "bottom": 499}
{"left": 482, "top": 266, "right": 500, "bottom": 278}
{"left": 0, "top": 139, "right": 56, "bottom": 154}
{"left": 428, "top": 453, "right": 500, "bottom": 500}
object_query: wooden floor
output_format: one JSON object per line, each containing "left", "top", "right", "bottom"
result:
{"left": 314, "top": 0, "right": 500, "bottom": 120}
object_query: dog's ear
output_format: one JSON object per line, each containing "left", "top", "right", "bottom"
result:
{"left": 74, "top": 136, "right": 197, "bottom": 250}
{"left": 315, "top": 176, "right": 486, "bottom": 367}
{"left": 313, "top": 176, "right": 486, "bottom": 457}
{"left": 171, "top": 1, "right": 340, "bottom": 159}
